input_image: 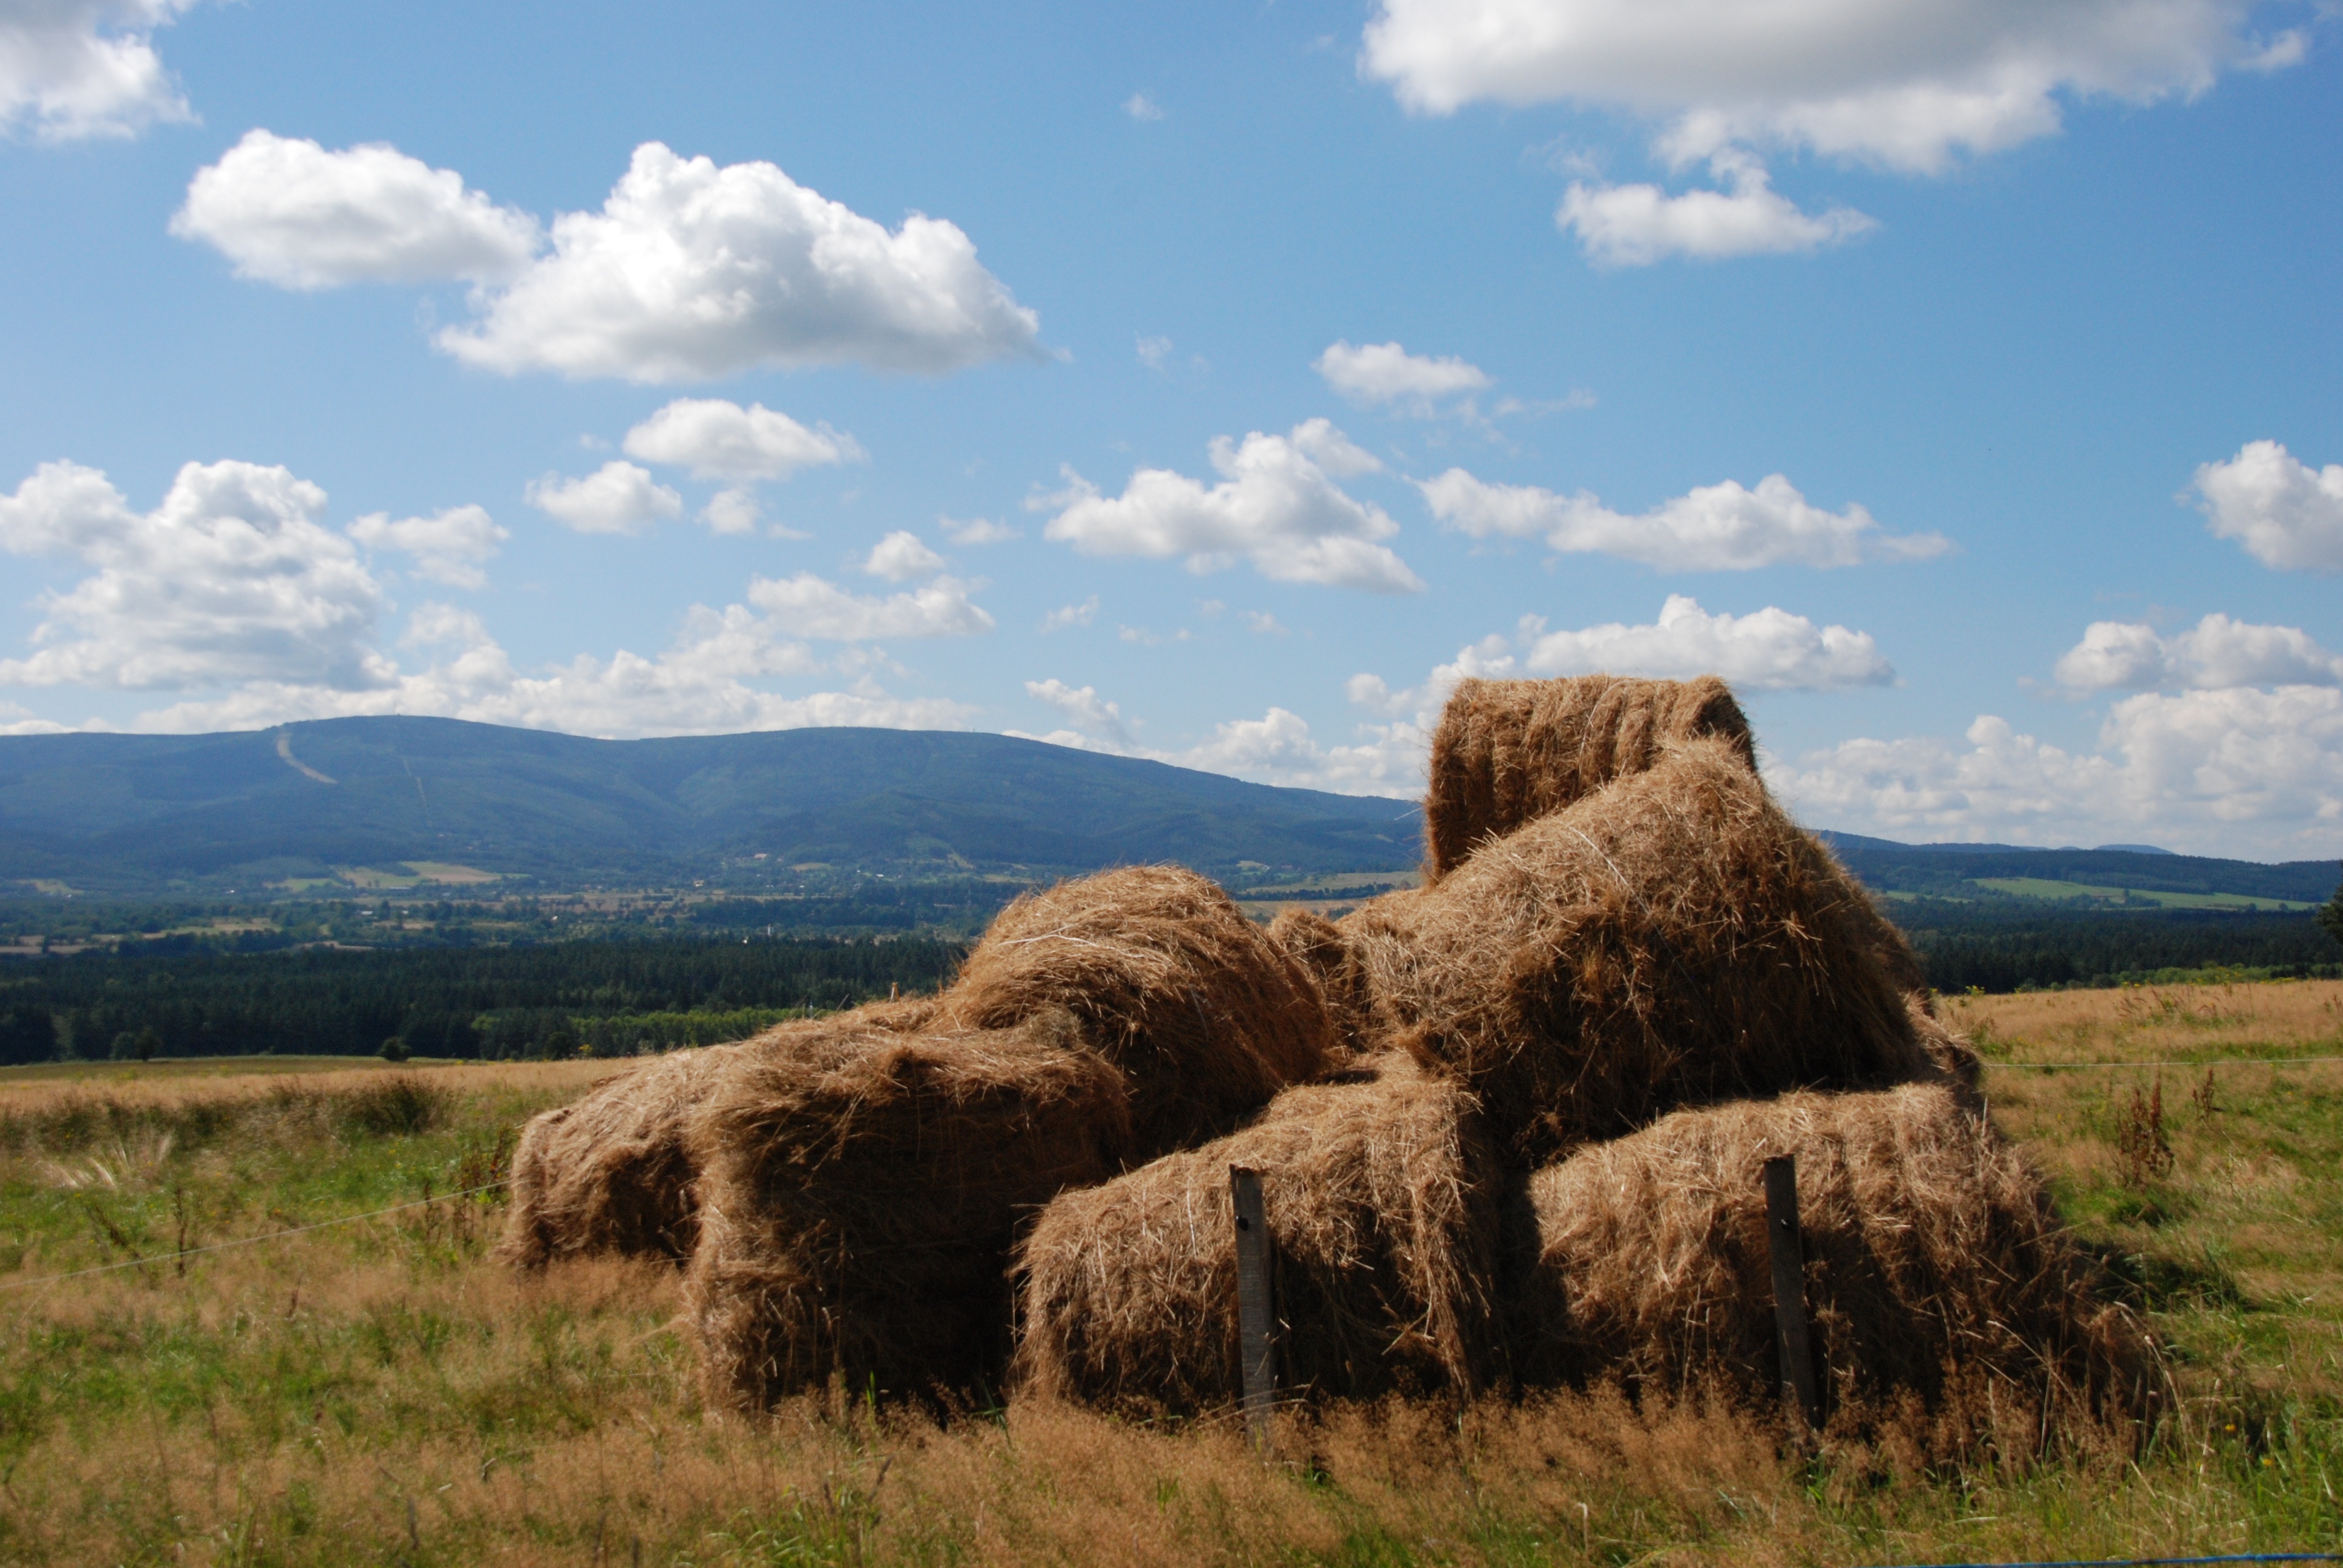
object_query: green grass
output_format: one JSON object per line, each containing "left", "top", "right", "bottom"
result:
{"left": 1970, "top": 877, "right": 2318, "bottom": 912}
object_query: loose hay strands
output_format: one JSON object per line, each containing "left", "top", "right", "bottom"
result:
{"left": 1343, "top": 737, "right": 1937, "bottom": 1168}
{"left": 686, "top": 1007, "right": 1131, "bottom": 1408}
{"left": 942, "top": 866, "right": 1336, "bottom": 1154}
{"left": 1013, "top": 1054, "right": 1502, "bottom": 1414}
{"left": 1509, "top": 1081, "right": 2158, "bottom": 1462}
{"left": 498, "top": 1001, "right": 938, "bottom": 1270}
{"left": 1267, "top": 907, "right": 1375, "bottom": 1057}
{"left": 1423, "top": 675, "right": 1757, "bottom": 881}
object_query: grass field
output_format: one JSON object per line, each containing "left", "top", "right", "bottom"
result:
{"left": 3, "top": 982, "right": 2343, "bottom": 1565}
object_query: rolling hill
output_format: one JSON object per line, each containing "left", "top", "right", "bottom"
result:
{"left": 0, "top": 718, "right": 1424, "bottom": 893}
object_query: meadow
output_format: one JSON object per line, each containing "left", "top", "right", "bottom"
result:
{"left": 1, "top": 981, "right": 2341, "bottom": 1566}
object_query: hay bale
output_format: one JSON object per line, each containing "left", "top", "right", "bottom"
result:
{"left": 1507, "top": 1082, "right": 2155, "bottom": 1454}
{"left": 497, "top": 1043, "right": 746, "bottom": 1269}
{"left": 685, "top": 1007, "right": 1131, "bottom": 1407}
{"left": 1424, "top": 675, "right": 1757, "bottom": 881}
{"left": 496, "top": 998, "right": 940, "bottom": 1270}
{"left": 1266, "top": 906, "right": 1374, "bottom": 1056}
{"left": 1012, "top": 1055, "right": 1503, "bottom": 1414}
{"left": 942, "top": 865, "right": 1336, "bottom": 1153}
{"left": 1343, "top": 737, "right": 1939, "bottom": 1168}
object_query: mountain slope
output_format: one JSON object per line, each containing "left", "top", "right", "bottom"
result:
{"left": 0, "top": 719, "right": 1424, "bottom": 891}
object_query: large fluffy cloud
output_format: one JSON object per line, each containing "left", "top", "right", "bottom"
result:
{"left": 1522, "top": 594, "right": 1893, "bottom": 689}
{"left": 171, "top": 130, "right": 542, "bottom": 289}
{"left": 1778, "top": 688, "right": 2343, "bottom": 860}
{"left": 1041, "top": 419, "right": 1425, "bottom": 592}
{"left": 436, "top": 143, "right": 1041, "bottom": 381}
{"left": 1420, "top": 466, "right": 1948, "bottom": 569}
{"left": 525, "top": 462, "right": 681, "bottom": 536}
{"left": 172, "top": 139, "right": 1040, "bottom": 381}
{"left": 0, "top": 459, "right": 392, "bottom": 690}
{"left": 1362, "top": 0, "right": 2304, "bottom": 174}
{"left": 2190, "top": 439, "right": 2343, "bottom": 572}
{"left": 2055, "top": 613, "right": 2343, "bottom": 693}
{"left": 1558, "top": 152, "right": 1875, "bottom": 265}
{"left": 346, "top": 505, "right": 506, "bottom": 592}
{"left": 1, "top": 0, "right": 195, "bottom": 142}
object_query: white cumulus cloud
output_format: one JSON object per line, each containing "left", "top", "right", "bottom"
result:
{"left": 1521, "top": 594, "right": 1893, "bottom": 690}
{"left": 942, "top": 514, "right": 1018, "bottom": 545}
{"left": 525, "top": 462, "right": 682, "bottom": 536}
{"left": 1041, "top": 419, "right": 1424, "bottom": 592}
{"left": 1558, "top": 152, "right": 1875, "bottom": 265}
{"left": 0, "top": 459, "right": 391, "bottom": 691}
{"left": 1039, "top": 595, "right": 1098, "bottom": 632}
{"left": 1420, "top": 466, "right": 1947, "bottom": 569}
{"left": 2054, "top": 613, "right": 2343, "bottom": 692}
{"left": 1316, "top": 340, "right": 1492, "bottom": 409}
{"left": 621, "top": 397, "right": 862, "bottom": 481}
{"left": 134, "top": 599, "right": 975, "bottom": 741}
{"left": 171, "top": 129, "right": 543, "bottom": 289}
{"left": 859, "top": 530, "right": 946, "bottom": 582}
{"left": 346, "top": 505, "right": 506, "bottom": 591}
{"left": 2189, "top": 439, "right": 2343, "bottom": 572}
{"left": 1361, "top": 0, "right": 2305, "bottom": 175}
{"left": 745, "top": 572, "right": 992, "bottom": 641}
{"left": 1777, "top": 688, "right": 2343, "bottom": 860}
{"left": 436, "top": 142, "right": 1041, "bottom": 381}
{"left": 1025, "top": 678, "right": 1129, "bottom": 744}
{"left": 1, "top": 0, "right": 197, "bottom": 142}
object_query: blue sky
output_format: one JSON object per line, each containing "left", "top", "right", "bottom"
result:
{"left": 2, "top": 0, "right": 2339, "bottom": 858}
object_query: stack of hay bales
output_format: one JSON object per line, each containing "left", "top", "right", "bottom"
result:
{"left": 500, "top": 671, "right": 2148, "bottom": 1455}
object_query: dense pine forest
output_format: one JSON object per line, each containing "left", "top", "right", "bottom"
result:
{"left": 0, "top": 936, "right": 961, "bottom": 1064}
{"left": 0, "top": 877, "right": 2338, "bottom": 1067}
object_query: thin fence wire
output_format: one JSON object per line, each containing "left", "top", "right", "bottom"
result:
{"left": 0, "top": 1178, "right": 510, "bottom": 1292}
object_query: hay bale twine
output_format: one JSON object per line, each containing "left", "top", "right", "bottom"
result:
{"left": 494, "top": 998, "right": 941, "bottom": 1270}
{"left": 686, "top": 1007, "right": 1131, "bottom": 1408}
{"left": 942, "top": 865, "right": 1336, "bottom": 1153}
{"left": 1507, "top": 1082, "right": 2156, "bottom": 1455}
{"left": 1343, "top": 737, "right": 1939, "bottom": 1168}
{"left": 1012, "top": 1054, "right": 1503, "bottom": 1414}
{"left": 1424, "top": 675, "right": 1757, "bottom": 881}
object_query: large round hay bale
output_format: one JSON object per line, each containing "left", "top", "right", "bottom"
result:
{"left": 495, "top": 998, "right": 941, "bottom": 1270}
{"left": 1424, "top": 675, "right": 1756, "bottom": 881}
{"left": 1507, "top": 1082, "right": 2156, "bottom": 1456}
{"left": 685, "top": 1007, "right": 1131, "bottom": 1408}
{"left": 1012, "top": 1054, "right": 1503, "bottom": 1414}
{"left": 942, "top": 865, "right": 1336, "bottom": 1154}
{"left": 1343, "top": 737, "right": 1938, "bottom": 1167}
{"left": 496, "top": 1042, "right": 746, "bottom": 1269}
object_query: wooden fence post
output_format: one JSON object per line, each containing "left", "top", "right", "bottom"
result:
{"left": 1229, "top": 1165, "right": 1277, "bottom": 1451}
{"left": 1761, "top": 1154, "right": 1824, "bottom": 1430}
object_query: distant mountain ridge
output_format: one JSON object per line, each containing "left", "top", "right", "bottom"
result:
{"left": 1816, "top": 831, "right": 2336, "bottom": 908}
{"left": 0, "top": 718, "right": 1423, "bottom": 893}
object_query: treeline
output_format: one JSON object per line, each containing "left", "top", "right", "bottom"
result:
{"left": 0, "top": 937, "right": 962, "bottom": 1064}
{"left": 1899, "top": 904, "right": 2343, "bottom": 993}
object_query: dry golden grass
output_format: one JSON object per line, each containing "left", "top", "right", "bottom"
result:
{"left": 2, "top": 984, "right": 2343, "bottom": 1564}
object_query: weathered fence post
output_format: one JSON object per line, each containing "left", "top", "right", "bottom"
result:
{"left": 1229, "top": 1164, "right": 1277, "bottom": 1451}
{"left": 1761, "top": 1154, "right": 1824, "bottom": 1430}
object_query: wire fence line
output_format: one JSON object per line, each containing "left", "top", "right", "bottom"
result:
{"left": 1982, "top": 1056, "right": 2343, "bottom": 1072}
{"left": 0, "top": 1178, "right": 511, "bottom": 1293}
